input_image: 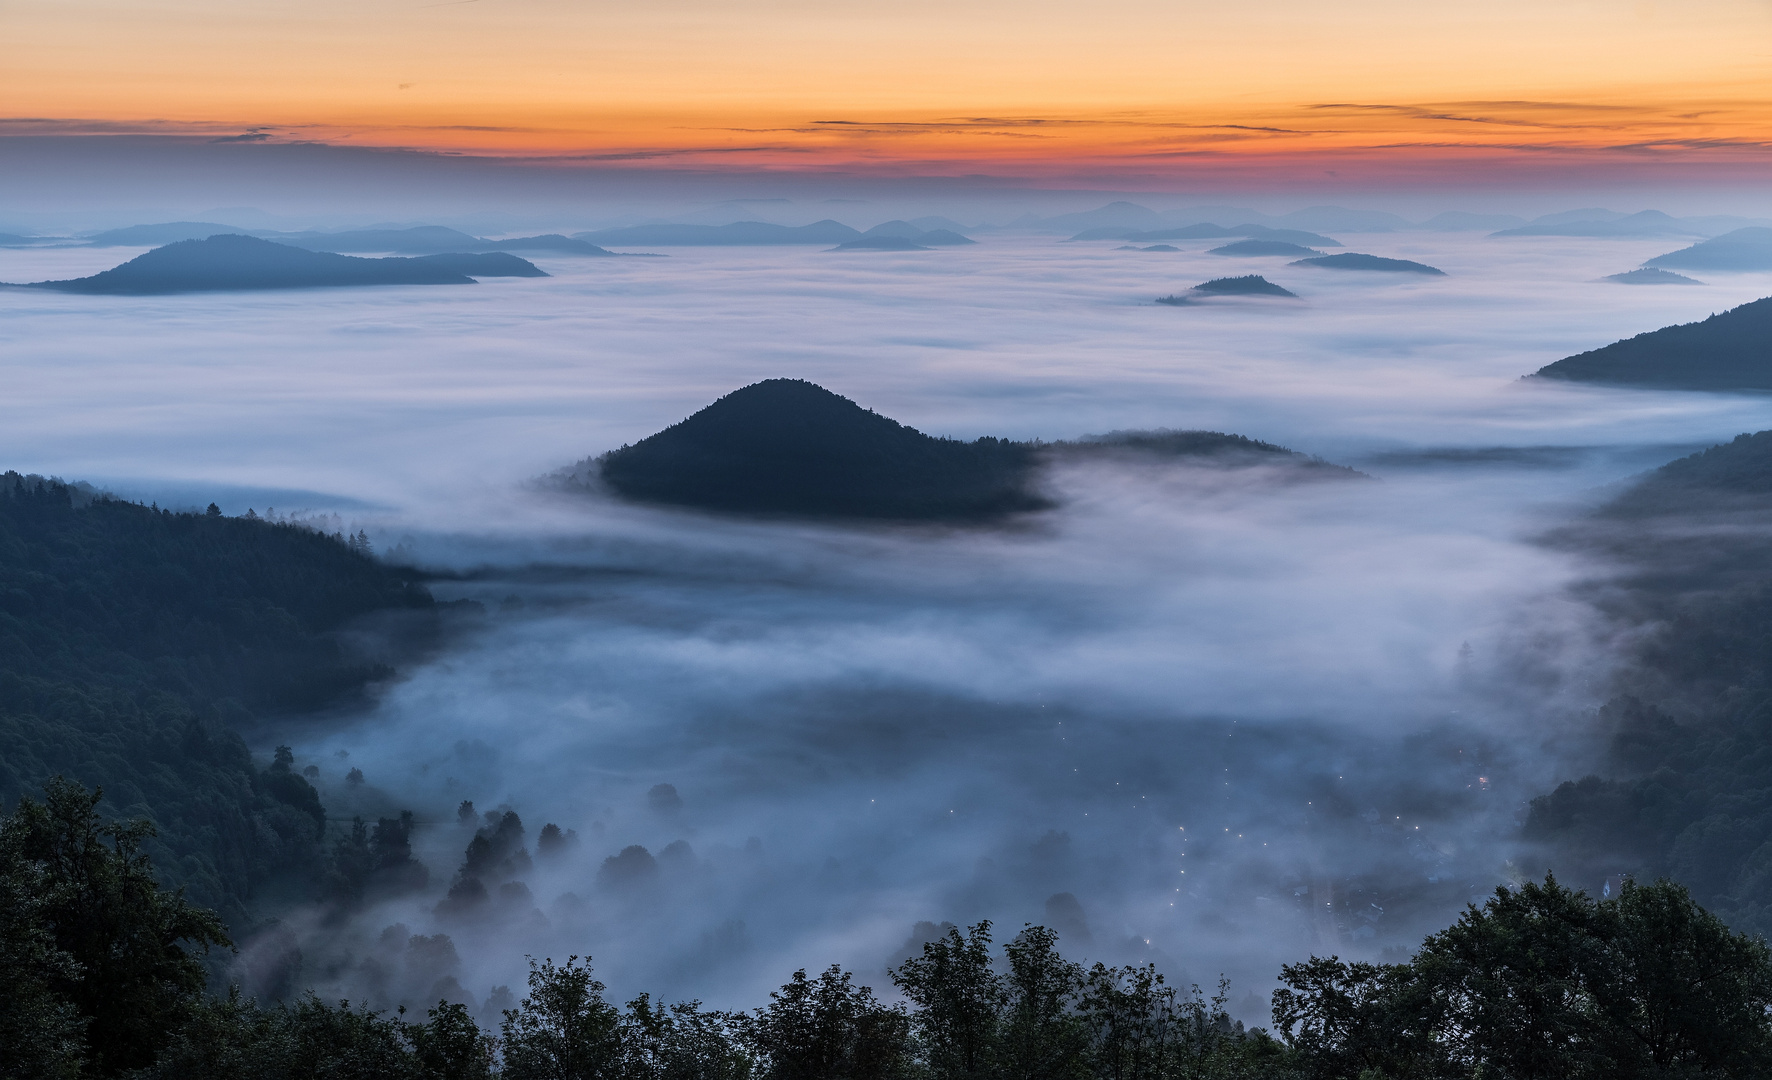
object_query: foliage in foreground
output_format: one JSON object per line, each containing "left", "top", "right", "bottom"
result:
{"left": 8, "top": 780, "right": 1772, "bottom": 1080}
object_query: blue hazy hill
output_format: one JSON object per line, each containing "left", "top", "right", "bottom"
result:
{"left": 84, "top": 222, "right": 250, "bottom": 246}
{"left": 1605, "top": 268, "right": 1704, "bottom": 286}
{"left": 862, "top": 221, "right": 976, "bottom": 245}
{"left": 1492, "top": 210, "right": 1694, "bottom": 238}
{"left": 1068, "top": 224, "right": 1341, "bottom": 247}
{"left": 1645, "top": 228, "right": 1772, "bottom": 272}
{"left": 19, "top": 235, "right": 545, "bottom": 295}
{"left": 1208, "top": 240, "right": 1321, "bottom": 257}
{"left": 830, "top": 236, "right": 931, "bottom": 252}
{"left": 575, "top": 220, "right": 863, "bottom": 246}
{"left": 1291, "top": 253, "right": 1446, "bottom": 275}
{"left": 272, "top": 225, "right": 483, "bottom": 253}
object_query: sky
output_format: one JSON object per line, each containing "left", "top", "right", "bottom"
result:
{"left": 8, "top": 0, "right": 1772, "bottom": 186}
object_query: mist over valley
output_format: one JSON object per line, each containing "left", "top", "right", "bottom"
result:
{"left": 11, "top": 213, "right": 1772, "bottom": 1057}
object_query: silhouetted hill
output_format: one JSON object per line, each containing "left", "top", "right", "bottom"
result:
{"left": 1529, "top": 297, "right": 1772, "bottom": 390}
{"left": 829, "top": 236, "right": 930, "bottom": 252}
{"left": 862, "top": 221, "right": 975, "bottom": 245}
{"left": 1068, "top": 224, "right": 1340, "bottom": 247}
{"left": 83, "top": 222, "right": 250, "bottom": 246}
{"left": 1645, "top": 228, "right": 1772, "bottom": 272}
{"left": 1492, "top": 210, "right": 1693, "bottom": 238}
{"left": 586, "top": 380, "right": 1050, "bottom": 520}
{"left": 480, "top": 234, "right": 616, "bottom": 255}
{"left": 574, "top": 220, "right": 862, "bottom": 246}
{"left": 1604, "top": 268, "right": 1703, "bottom": 285}
{"left": 1208, "top": 240, "right": 1320, "bottom": 257}
{"left": 275, "top": 226, "right": 483, "bottom": 254}
{"left": 1157, "top": 276, "right": 1297, "bottom": 303}
{"left": 1291, "top": 253, "right": 1445, "bottom": 275}
{"left": 1415, "top": 211, "right": 1526, "bottom": 232}
{"left": 17, "top": 235, "right": 541, "bottom": 294}
{"left": 408, "top": 252, "right": 549, "bottom": 278}
{"left": 1010, "top": 201, "right": 1164, "bottom": 233}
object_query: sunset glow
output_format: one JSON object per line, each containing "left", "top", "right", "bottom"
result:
{"left": 9, "top": 0, "right": 1772, "bottom": 179}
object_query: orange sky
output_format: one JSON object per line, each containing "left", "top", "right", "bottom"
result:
{"left": 8, "top": 0, "right": 1772, "bottom": 175}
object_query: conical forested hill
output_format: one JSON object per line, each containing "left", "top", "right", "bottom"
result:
{"left": 596, "top": 379, "right": 1051, "bottom": 520}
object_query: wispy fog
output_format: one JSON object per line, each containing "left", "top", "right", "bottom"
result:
{"left": 5, "top": 228, "right": 1772, "bottom": 1021}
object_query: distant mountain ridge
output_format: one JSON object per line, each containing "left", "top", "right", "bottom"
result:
{"left": 1209, "top": 240, "right": 1320, "bottom": 257}
{"left": 1292, "top": 253, "right": 1445, "bottom": 275}
{"left": 77, "top": 222, "right": 622, "bottom": 256}
{"left": 1068, "top": 224, "right": 1342, "bottom": 246}
{"left": 1492, "top": 210, "right": 1696, "bottom": 238}
{"left": 14, "top": 235, "right": 547, "bottom": 295}
{"left": 1645, "top": 228, "right": 1772, "bottom": 272}
{"left": 573, "top": 221, "right": 863, "bottom": 246}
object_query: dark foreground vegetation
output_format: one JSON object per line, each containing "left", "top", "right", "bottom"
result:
{"left": 1529, "top": 295, "right": 1772, "bottom": 390}
{"left": 0, "top": 472, "right": 438, "bottom": 927}
{"left": 6, "top": 779, "right": 1770, "bottom": 1079}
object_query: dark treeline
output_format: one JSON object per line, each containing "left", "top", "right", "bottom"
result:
{"left": 0, "top": 473, "right": 439, "bottom": 928}
{"left": 8, "top": 780, "right": 1772, "bottom": 1080}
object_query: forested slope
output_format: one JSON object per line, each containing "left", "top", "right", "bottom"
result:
{"left": 0, "top": 472, "right": 435, "bottom": 925}
{"left": 1530, "top": 432, "right": 1772, "bottom": 936}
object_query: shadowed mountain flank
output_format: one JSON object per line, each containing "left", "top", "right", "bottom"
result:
{"left": 1291, "top": 253, "right": 1445, "bottom": 275}
{"left": 581, "top": 380, "right": 1052, "bottom": 521}
{"left": 1208, "top": 240, "right": 1320, "bottom": 257}
{"left": 1602, "top": 430, "right": 1772, "bottom": 521}
{"left": 1529, "top": 297, "right": 1772, "bottom": 390}
{"left": 83, "top": 221, "right": 249, "bottom": 246}
{"left": 16, "top": 235, "right": 545, "bottom": 294}
{"left": 829, "top": 236, "right": 930, "bottom": 252}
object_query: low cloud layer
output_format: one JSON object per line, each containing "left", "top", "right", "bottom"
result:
{"left": 5, "top": 229, "right": 1772, "bottom": 1020}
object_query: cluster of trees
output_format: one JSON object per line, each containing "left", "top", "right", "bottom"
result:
{"left": 9, "top": 777, "right": 1772, "bottom": 1080}
{"left": 0, "top": 473, "right": 439, "bottom": 928}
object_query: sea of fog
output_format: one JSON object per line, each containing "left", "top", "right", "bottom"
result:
{"left": 5, "top": 231, "right": 1772, "bottom": 1020}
